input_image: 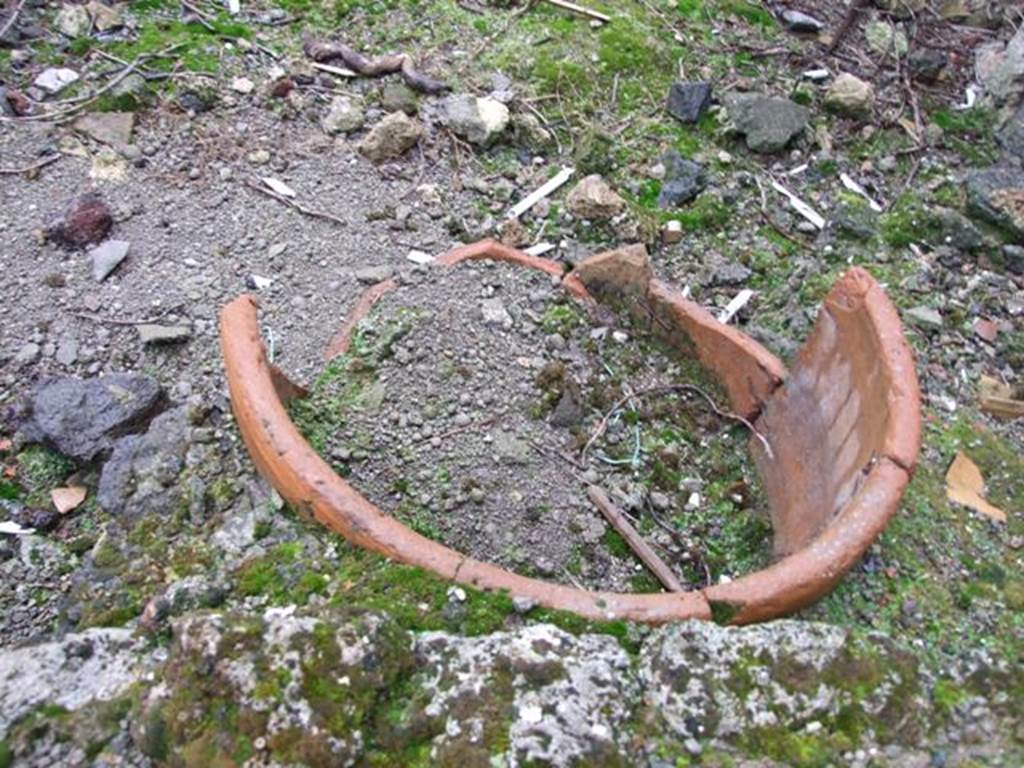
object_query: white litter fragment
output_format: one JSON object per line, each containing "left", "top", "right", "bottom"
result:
{"left": 311, "top": 62, "right": 358, "bottom": 78}
{"left": 227, "top": 0, "right": 241, "bottom": 14}
{"left": 34, "top": 67, "right": 79, "bottom": 94}
{"left": 771, "top": 179, "right": 826, "bottom": 230}
{"left": 406, "top": 249, "right": 433, "bottom": 265}
{"left": 612, "top": 330, "right": 629, "bottom": 343}
{"left": 524, "top": 242, "right": 556, "bottom": 257}
{"left": 955, "top": 85, "right": 978, "bottom": 111}
{"left": 0, "top": 521, "right": 35, "bottom": 535}
{"left": 802, "top": 68, "right": 830, "bottom": 81}
{"left": 519, "top": 703, "right": 544, "bottom": 724}
{"left": 839, "top": 172, "right": 883, "bottom": 212}
{"left": 787, "top": 163, "right": 809, "bottom": 176}
{"left": 680, "top": 285, "right": 692, "bottom": 299}
{"left": 247, "top": 274, "right": 273, "bottom": 290}
{"left": 718, "top": 289, "right": 754, "bottom": 324}
{"left": 262, "top": 177, "right": 296, "bottom": 197}
{"left": 508, "top": 166, "right": 574, "bottom": 219}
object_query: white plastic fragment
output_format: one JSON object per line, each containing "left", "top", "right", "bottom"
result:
{"left": 839, "top": 172, "right": 883, "bottom": 212}
{"left": 771, "top": 178, "right": 826, "bottom": 230}
{"left": 34, "top": 68, "right": 79, "bottom": 94}
{"left": 0, "top": 521, "right": 35, "bottom": 535}
{"left": 406, "top": 249, "right": 433, "bottom": 265}
{"left": 311, "top": 62, "right": 358, "bottom": 78}
{"left": 227, "top": 0, "right": 241, "bottom": 14}
{"left": 261, "top": 177, "right": 296, "bottom": 197}
{"left": 802, "top": 68, "right": 830, "bottom": 81}
{"left": 718, "top": 289, "right": 754, "bottom": 324}
{"left": 524, "top": 242, "right": 556, "bottom": 256}
{"left": 508, "top": 166, "right": 574, "bottom": 219}
{"left": 955, "top": 85, "right": 978, "bottom": 111}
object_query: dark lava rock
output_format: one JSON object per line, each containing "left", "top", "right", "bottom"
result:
{"left": 725, "top": 93, "right": 810, "bottom": 153}
{"left": 658, "top": 151, "right": 707, "bottom": 208}
{"left": 832, "top": 204, "right": 878, "bottom": 241}
{"left": 666, "top": 81, "right": 712, "bottom": 124}
{"left": 997, "top": 103, "right": 1024, "bottom": 161}
{"left": 934, "top": 207, "right": 985, "bottom": 252}
{"left": 98, "top": 407, "right": 191, "bottom": 519}
{"left": 711, "top": 261, "right": 752, "bottom": 286}
{"left": 18, "top": 374, "right": 164, "bottom": 463}
{"left": 965, "top": 165, "right": 1024, "bottom": 241}
{"left": 550, "top": 383, "right": 584, "bottom": 429}
{"left": 46, "top": 194, "right": 113, "bottom": 248}
{"left": 177, "top": 90, "right": 215, "bottom": 114}
{"left": 909, "top": 48, "right": 948, "bottom": 84}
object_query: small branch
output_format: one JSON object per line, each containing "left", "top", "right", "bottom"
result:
{"left": 0, "top": 0, "right": 25, "bottom": 40}
{"left": 827, "top": 0, "right": 870, "bottom": 54}
{"left": 413, "top": 415, "right": 498, "bottom": 444}
{"left": 587, "top": 485, "right": 684, "bottom": 592}
{"left": 0, "top": 154, "right": 61, "bottom": 175}
{"left": 244, "top": 179, "right": 348, "bottom": 228}
{"left": 544, "top": 0, "right": 610, "bottom": 23}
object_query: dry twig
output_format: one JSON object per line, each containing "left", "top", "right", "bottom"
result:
{"left": 587, "top": 486, "right": 684, "bottom": 592}
{"left": 244, "top": 179, "right": 348, "bottom": 228}
{"left": 0, "top": 0, "right": 25, "bottom": 40}
{"left": 0, "top": 154, "right": 61, "bottom": 175}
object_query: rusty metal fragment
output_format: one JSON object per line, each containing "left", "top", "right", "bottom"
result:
{"left": 219, "top": 239, "right": 921, "bottom": 624}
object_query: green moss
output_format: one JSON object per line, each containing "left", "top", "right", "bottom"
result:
{"left": 16, "top": 446, "right": 74, "bottom": 497}
{"left": 0, "top": 739, "right": 10, "bottom": 768}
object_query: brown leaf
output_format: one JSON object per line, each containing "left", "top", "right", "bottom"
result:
{"left": 945, "top": 452, "right": 1007, "bottom": 523}
{"left": 51, "top": 485, "right": 87, "bottom": 515}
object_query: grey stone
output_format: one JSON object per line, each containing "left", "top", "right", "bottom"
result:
{"left": 934, "top": 208, "right": 984, "bottom": 252}
{"left": 865, "top": 20, "right": 909, "bottom": 58}
{"left": 55, "top": 337, "right": 78, "bottom": 366}
{"left": 493, "top": 430, "right": 529, "bottom": 464}
{"left": 136, "top": 324, "right": 192, "bottom": 345}
{"left": 55, "top": 4, "right": 90, "bottom": 37}
{"left": 666, "top": 81, "right": 712, "bottom": 124}
{"left": 965, "top": 164, "right": 1024, "bottom": 239}
{"left": 658, "top": 150, "right": 707, "bottom": 208}
{"left": 779, "top": 9, "right": 823, "bottom": 32}
{"left": 481, "top": 298, "right": 513, "bottom": 327}
{"left": 712, "top": 261, "right": 752, "bottom": 286}
{"left": 439, "top": 93, "right": 510, "bottom": 146}
{"left": 907, "top": 306, "right": 944, "bottom": 328}
{"left": 725, "top": 93, "right": 810, "bottom": 153}
{"left": 974, "top": 23, "right": 1024, "bottom": 105}
{"left": 549, "top": 384, "right": 584, "bottom": 428}
{"left": 14, "top": 342, "right": 40, "bottom": 367}
{"left": 997, "top": 102, "right": 1024, "bottom": 161}
{"left": 18, "top": 374, "right": 164, "bottom": 463}
{"left": 825, "top": 73, "right": 875, "bottom": 116}
{"left": 74, "top": 111, "right": 135, "bottom": 147}
{"left": 909, "top": 48, "right": 948, "bottom": 84}
{"left": 354, "top": 264, "right": 394, "bottom": 284}
{"left": 89, "top": 239, "right": 130, "bottom": 281}
{"left": 33, "top": 67, "right": 79, "bottom": 94}
{"left": 566, "top": 174, "right": 627, "bottom": 219}
{"left": 833, "top": 204, "right": 878, "bottom": 240}
{"left": 380, "top": 82, "right": 419, "bottom": 115}
{"left": 358, "top": 111, "right": 423, "bottom": 162}
{"left": 97, "top": 407, "right": 191, "bottom": 519}
{"left": 322, "top": 96, "right": 364, "bottom": 135}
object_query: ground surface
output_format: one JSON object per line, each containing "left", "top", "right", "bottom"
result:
{"left": 0, "top": 1, "right": 1023, "bottom": 766}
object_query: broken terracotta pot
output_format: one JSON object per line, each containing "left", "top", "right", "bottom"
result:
{"left": 219, "top": 240, "right": 920, "bottom": 625}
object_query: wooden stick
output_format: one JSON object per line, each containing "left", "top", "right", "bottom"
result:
{"left": 545, "top": 0, "right": 611, "bottom": 23}
{"left": 587, "top": 485, "right": 684, "bottom": 592}
{"left": 0, "top": 0, "right": 25, "bottom": 40}
{"left": 0, "top": 154, "right": 61, "bottom": 175}
{"left": 244, "top": 179, "right": 348, "bottom": 228}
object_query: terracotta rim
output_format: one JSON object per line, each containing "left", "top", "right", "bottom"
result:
{"left": 219, "top": 239, "right": 920, "bottom": 624}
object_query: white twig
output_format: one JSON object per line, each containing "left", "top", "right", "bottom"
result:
{"left": 718, "top": 289, "right": 753, "bottom": 324}
{"left": 508, "top": 166, "right": 574, "bottom": 219}
{"left": 770, "top": 178, "right": 825, "bottom": 230}
{"left": 544, "top": 0, "right": 611, "bottom": 23}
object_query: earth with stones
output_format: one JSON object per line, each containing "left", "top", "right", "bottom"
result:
{"left": 1, "top": 2, "right": 1023, "bottom": 767}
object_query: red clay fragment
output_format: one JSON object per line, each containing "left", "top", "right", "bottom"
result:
{"left": 220, "top": 240, "right": 921, "bottom": 625}
{"left": 324, "top": 278, "right": 398, "bottom": 360}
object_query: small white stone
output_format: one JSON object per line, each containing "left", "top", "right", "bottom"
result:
{"left": 520, "top": 704, "right": 543, "bottom": 724}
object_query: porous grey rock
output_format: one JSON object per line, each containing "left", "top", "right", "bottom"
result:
{"left": 481, "top": 297, "right": 513, "bottom": 327}
{"left": 14, "top": 342, "right": 40, "bottom": 367}
{"left": 493, "top": 430, "right": 529, "bottom": 463}
{"left": 997, "top": 102, "right": 1024, "bottom": 161}
{"left": 658, "top": 150, "right": 707, "bottom": 208}
{"left": 974, "top": 23, "right": 1024, "bottom": 105}
{"left": 18, "top": 374, "right": 164, "bottom": 463}
{"left": 906, "top": 306, "right": 944, "bottom": 329}
{"left": 965, "top": 164, "right": 1024, "bottom": 239}
{"left": 439, "top": 93, "right": 510, "bottom": 145}
{"left": 865, "top": 20, "right": 909, "bottom": 58}
{"left": 725, "top": 93, "right": 810, "bottom": 153}
{"left": 322, "top": 95, "right": 365, "bottom": 134}
{"left": 825, "top": 73, "right": 875, "bottom": 116}
{"left": 33, "top": 67, "right": 79, "bottom": 94}
{"left": 87, "top": 0, "right": 123, "bottom": 31}
{"left": 55, "top": 4, "right": 90, "bottom": 38}
{"left": 358, "top": 111, "right": 423, "bottom": 161}
{"left": 666, "top": 81, "right": 712, "bottom": 124}
{"left": 566, "top": 174, "right": 627, "bottom": 219}
{"left": 89, "top": 239, "right": 130, "bottom": 281}
{"left": 97, "top": 407, "right": 192, "bottom": 519}
{"left": 0, "top": 627, "right": 145, "bottom": 736}
{"left": 354, "top": 264, "right": 394, "bottom": 284}
{"left": 876, "top": 0, "right": 927, "bottom": 18}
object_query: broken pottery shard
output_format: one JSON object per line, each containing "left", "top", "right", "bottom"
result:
{"left": 573, "top": 243, "right": 652, "bottom": 297}
{"left": 137, "top": 324, "right": 193, "bottom": 345}
{"left": 89, "top": 240, "right": 131, "bottom": 282}
{"left": 17, "top": 374, "right": 164, "bottom": 463}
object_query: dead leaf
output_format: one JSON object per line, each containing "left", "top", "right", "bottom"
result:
{"left": 945, "top": 452, "right": 1007, "bottom": 523}
{"left": 52, "top": 485, "right": 87, "bottom": 514}
{"left": 978, "top": 375, "right": 1024, "bottom": 420}
{"left": 262, "top": 176, "right": 296, "bottom": 198}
